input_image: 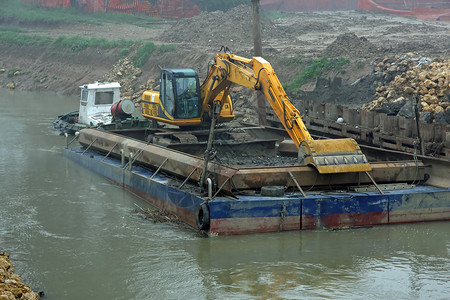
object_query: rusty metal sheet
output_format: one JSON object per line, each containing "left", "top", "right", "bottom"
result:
{"left": 78, "top": 129, "right": 427, "bottom": 193}
{"left": 78, "top": 128, "right": 238, "bottom": 192}
{"left": 232, "top": 161, "right": 425, "bottom": 190}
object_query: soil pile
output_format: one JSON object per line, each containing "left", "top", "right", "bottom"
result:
{"left": 162, "top": 5, "right": 284, "bottom": 47}
{"left": 363, "top": 57, "right": 450, "bottom": 124}
{"left": 322, "top": 32, "right": 381, "bottom": 58}
{"left": 0, "top": 252, "right": 40, "bottom": 300}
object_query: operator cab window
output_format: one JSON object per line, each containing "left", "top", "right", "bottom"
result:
{"left": 174, "top": 76, "right": 200, "bottom": 119}
{"left": 161, "top": 73, "right": 174, "bottom": 116}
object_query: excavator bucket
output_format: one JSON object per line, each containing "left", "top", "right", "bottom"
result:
{"left": 301, "top": 138, "right": 372, "bottom": 174}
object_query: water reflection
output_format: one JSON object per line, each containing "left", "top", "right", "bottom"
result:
{"left": 185, "top": 226, "right": 449, "bottom": 299}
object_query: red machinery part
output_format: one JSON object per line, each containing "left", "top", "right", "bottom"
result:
{"left": 111, "top": 99, "right": 135, "bottom": 116}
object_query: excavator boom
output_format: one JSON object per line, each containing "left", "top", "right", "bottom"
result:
{"left": 201, "top": 51, "right": 371, "bottom": 174}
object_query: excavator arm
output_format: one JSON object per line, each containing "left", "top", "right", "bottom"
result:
{"left": 201, "top": 50, "right": 371, "bottom": 174}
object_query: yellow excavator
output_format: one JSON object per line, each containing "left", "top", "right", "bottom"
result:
{"left": 141, "top": 48, "right": 371, "bottom": 174}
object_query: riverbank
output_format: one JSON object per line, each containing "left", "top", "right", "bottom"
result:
{"left": 0, "top": 252, "right": 40, "bottom": 300}
{"left": 1, "top": 5, "right": 449, "bottom": 134}
{"left": 1, "top": 7, "right": 448, "bottom": 96}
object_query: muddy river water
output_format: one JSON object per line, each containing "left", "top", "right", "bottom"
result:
{"left": 0, "top": 88, "right": 449, "bottom": 299}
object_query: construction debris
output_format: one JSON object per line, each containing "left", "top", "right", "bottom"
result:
{"left": 102, "top": 54, "right": 158, "bottom": 103}
{"left": 363, "top": 57, "right": 450, "bottom": 124}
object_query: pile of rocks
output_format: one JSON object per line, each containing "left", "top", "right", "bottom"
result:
{"left": 0, "top": 252, "right": 39, "bottom": 300}
{"left": 363, "top": 56, "right": 449, "bottom": 123}
{"left": 102, "top": 55, "right": 160, "bottom": 104}
{"left": 103, "top": 57, "right": 143, "bottom": 100}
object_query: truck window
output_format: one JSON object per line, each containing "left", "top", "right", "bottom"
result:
{"left": 80, "top": 89, "right": 88, "bottom": 106}
{"left": 95, "top": 91, "right": 114, "bottom": 105}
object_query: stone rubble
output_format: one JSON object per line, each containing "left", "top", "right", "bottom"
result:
{"left": 0, "top": 253, "right": 39, "bottom": 300}
{"left": 363, "top": 55, "right": 449, "bottom": 124}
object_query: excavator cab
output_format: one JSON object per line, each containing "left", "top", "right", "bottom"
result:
{"left": 142, "top": 68, "right": 235, "bottom": 127}
{"left": 141, "top": 69, "right": 202, "bottom": 126}
{"left": 160, "top": 69, "right": 201, "bottom": 119}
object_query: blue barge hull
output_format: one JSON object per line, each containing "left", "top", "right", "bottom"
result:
{"left": 63, "top": 147, "right": 450, "bottom": 235}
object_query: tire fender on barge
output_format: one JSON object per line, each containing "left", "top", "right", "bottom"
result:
{"left": 196, "top": 203, "right": 210, "bottom": 230}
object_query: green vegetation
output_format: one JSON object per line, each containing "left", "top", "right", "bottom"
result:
{"left": 0, "top": 31, "right": 135, "bottom": 51}
{"left": 119, "top": 47, "right": 131, "bottom": 58}
{"left": 0, "top": 26, "right": 28, "bottom": 33}
{"left": 284, "top": 56, "right": 350, "bottom": 92}
{"left": 0, "top": 0, "right": 158, "bottom": 26}
{"left": 0, "top": 32, "right": 52, "bottom": 46}
{"left": 0, "top": 1, "right": 178, "bottom": 69}
{"left": 7, "top": 68, "right": 22, "bottom": 78}
{"left": 133, "top": 42, "right": 156, "bottom": 67}
{"left": 52, "top": 36, "right": 135, "bottom": 52}
{"left": 285, "top": 56, "right": 303, "bottom": 66}
{"left": 0, "top": 29, "right": 176, "bottom": 68}
{"left": 158, "top": 44, "right": 177, "bottom": 54}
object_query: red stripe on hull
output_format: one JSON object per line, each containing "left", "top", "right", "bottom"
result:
{"left": 302, "top": 211, "right": 388, "bottom": 230}
{"left": 210, "top": 216, "right": 300, "bottom": 235}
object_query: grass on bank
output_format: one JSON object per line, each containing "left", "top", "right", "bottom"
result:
{"left": 52, "top": 36, "right": 136, "bottom": 52}
{"left": 284, "top": 56, "right": 350, "bottom": 92}
{"left": 0, "top": 25, "right": 28, "bottom": 33}
{"left": 0, "top": 30, "right": 176, "bottom": 68}
{"left": 0, "top": 1, "right": 177, "bottom": 67}
{"left": 0, "top": 0, "right": 159, "bottom": 26}
{"left": 132, "top": 42, "right": 156, "bottom": 67}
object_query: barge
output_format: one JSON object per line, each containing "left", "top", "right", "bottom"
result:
{"left": 63, "top": 126, "right": 450, "bottom": 235}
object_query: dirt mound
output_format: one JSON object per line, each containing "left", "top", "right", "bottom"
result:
{"left": 323, "top": 32, "right": 381, "bottom": 58}
{"left": 162, "top": 5, "right": 285, "bottom": 48}
{"left": 296, "top": 22, "right": 335, "bottom": 33}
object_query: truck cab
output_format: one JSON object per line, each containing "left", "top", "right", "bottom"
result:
{"left": 78, "top": 82, "right": 121, "bottom": 126}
